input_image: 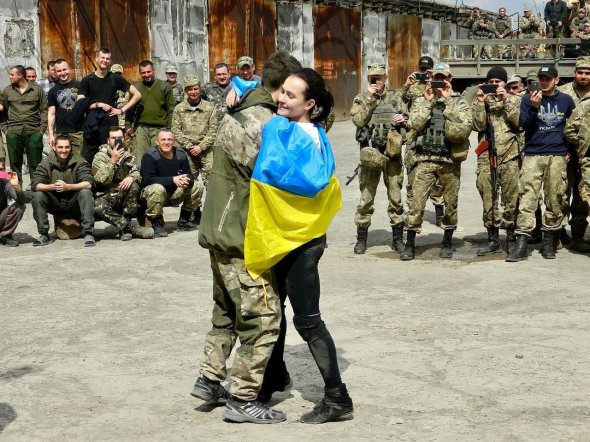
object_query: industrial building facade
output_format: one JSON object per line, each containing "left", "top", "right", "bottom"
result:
{"left": 0, "top": 0, "right": 470, "bottom": 119}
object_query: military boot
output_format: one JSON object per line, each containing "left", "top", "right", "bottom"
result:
{"left": 541, "top": 230, "right": 556, "bottom": 259}
{"left": 505, "top": 227, "right": 515, "bottom": 254}
{"left": 569, "top": 223, "right": 590, "bottom": 253}
{"left": 434, "top": 204, "right": 444, "bottom": 227}
{"left": 191, "top": 207, "right": 202, "bottom": 226}
{"left": 506, "top": 234, "right": 528, "bottom": 262}
{"left": 353, "top": 226, "right": 368, "bottom": 255}
{"left": 560, "top": 226, "right": 571, "bottom": 246}
{"left": 300, "top": 384, "right": 353, "bottom": 424}
{"left": 439, "top": 229, "right": 454, "bottom": 259}
{"left": 150, "top": 216, "right": 168, "bottom": 238}
{"left": 391, "top": 224, "right": 405, "bottom": 254}
{"left": 529, "top": 207, "right": 542, "bottom": 244}
{"left": 477, "top": 227, "right": 500, "bottom": 256}
{"left": 177, "top": 209, "right": 198, "bottom": 231}
{"left": 400, "top": 230, "right": 416, "bottom": 261}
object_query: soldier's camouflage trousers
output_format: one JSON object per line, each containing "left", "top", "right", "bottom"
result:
{"left": 407, "top": 161, "right": 461, "bottom": 231}
{"left": 200, "top": 251, "right": 281, "bottom": 401}
{"left": 68, "top": 131, "right": 84, "bottom": 158}
{"left": 405, "top": 146, "right": 444, "bottom": 209}
{"left": 564, "top": 155, "right": 589, "bottom": 228}
{"left": 187, "top": 148, "right": 214, "bottom": 189}
{"left": 516, "top": 155, "right": 568, "bottom": 234}
{"left": 141, "top": 183, "right": 203, "bottom": 218}
{"left": 475, "top": 42, "right": 494, "bottom": 59}
{"left": 95, "top": 182, "right": 141, "bottom": 231}
{"left": 476, "top": 155, "right": 519, "bottom": 229}
{"left": 133, "top": 126, "right": 161, "bottom": 162}
{"left": 355, "top": 158, "right": 405, "bottom": 228}
{"left": 576, "top": 157, "right": 590, "bottom": 224}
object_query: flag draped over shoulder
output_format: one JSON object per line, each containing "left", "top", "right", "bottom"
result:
{"left": 245, "top": 115, "right": 342, "bottom": 278}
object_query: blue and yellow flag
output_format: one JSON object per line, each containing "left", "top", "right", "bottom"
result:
{"left": 245, "top": 116, "right": 342, "bottom": 278}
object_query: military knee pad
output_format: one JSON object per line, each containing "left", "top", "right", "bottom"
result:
{"left": 293, "top": 314, "right": 329, "bottom": 343}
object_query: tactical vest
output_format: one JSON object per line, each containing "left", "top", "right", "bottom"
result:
{"left": 355, "top": 103, "right": 398, "bottom": 152}
{"left": 416, "top": 102, "right": 451, "bottom": 157}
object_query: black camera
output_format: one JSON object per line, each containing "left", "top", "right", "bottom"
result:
{"left": 530, "top": 80, "right": 541, "bottom": 92}
{"left": 370, "top": 77, "right": 378, "bottom": 85}
{"left": 415, "top": 72, "right": 430, "bottom": 83}
{"left": 114, "top": 136, "right": 123, "bottom": 149}
{"left": 481, "top": 84, "right": 498, "bottom": 94}
{"left": 431, "top": 81, "right": 446, "bottom": 89}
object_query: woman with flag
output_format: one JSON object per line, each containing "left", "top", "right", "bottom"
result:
{"left": 245, "top": 68, "right": 353, "bottom": 424}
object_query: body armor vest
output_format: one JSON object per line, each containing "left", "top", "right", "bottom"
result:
{"left": 416, "top": 102, "right": 450, "bottom": 157}
{"left": 356, "top": 103, "right": 397, "bottom": 152}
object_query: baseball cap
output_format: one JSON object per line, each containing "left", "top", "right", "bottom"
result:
{"left": 538, "top": 65, "right": 558, "bottom": 79}
{"left": 165, "top": 64, "right": 178, "bottom": 73}
{"left": 367, "top": 63, "right": 387, "bottom": 76}
{"left": 418, "top": 56, "right": 434, "bottom": 69}
{"left": 506, "top": 74, "right": 522, "bottom": 85}
{"left": 111, "top": 64, "right": 123, "bottom": 73}
{"left": 526, "top": 69, "right": 538, "bottom": 81}
{"left": 576, "top": 56, "right": 590, "bottom": 69}
{"left": 183, "top": 75, "right": 200, "bottom": 88}
{"left": 432, "top": 62, "right": 451, "bottom": 77}
{"left": 237, "top": 56, "right": 254, "bottom": 68}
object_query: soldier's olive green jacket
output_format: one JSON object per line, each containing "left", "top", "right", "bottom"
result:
{"left": 472, "top": 95, "right": 521, "bottom": 162}
{"left": 565, "top": 99, "right": 590, "bottom": 158}
{"left": 92, "top": 144, "right": 141, "bottom": 194}
{"left": 408, "top": 94, "right": 473, "bottom": 164}
{"left": 520, "top": 16, "right": 541, "bottom": 34}
{"left": 350, "top": 90, "right": 406, "bottom": 129}
{"left": 31, "top": 152, "right": 94, "bottom": 195}
{"left": 494, "top": 16, "right": 513, "bottom": 38}
{"left": 198, "top": 87, "right": 276, "bottom": 257}
{"left": 0, "top": 82, "right": 47, "bottom": 134}
{"left": 171, "top": 99, "right": 219, "bottom": 152}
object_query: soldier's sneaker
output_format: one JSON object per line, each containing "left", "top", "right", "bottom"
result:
{"left": 120, "top": 231, "right": 133, "bottom": 241}
{"left": 190, "top": 376, "right": 229, "bottom": 404}
{"left": 223, "top": 396, "right": 286, "bottom": 424}
{"left": 33, "top": 233, "right": 51, "bottom": 247}
{"left": 84, "top": 234, "right": 96, "bottom": 247}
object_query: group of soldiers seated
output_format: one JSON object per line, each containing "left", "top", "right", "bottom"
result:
{"left": 466, "top": 1, "right": 590, "bottom": 59}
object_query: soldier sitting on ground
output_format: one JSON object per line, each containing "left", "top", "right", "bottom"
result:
{"left": 139, "top": 128, "right": 200, "bottom": 237}
{"left": 0, "top": 169, "right": 26, "bottom": 247}
{"left": 31, "top": 134, "right": 96, "bottom": 247}
{"left": 92, "top": 126, "right": 154, "bottom": 241}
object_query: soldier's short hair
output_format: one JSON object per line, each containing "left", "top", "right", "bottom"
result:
{"left": 261, "top": 51, "right": 302, "bottom": 91}
{"left": 214, "top": 63, "right": 230, "bottom": 72}
{"left": 11, "top": 65, "right": 26, "bottom": 76}
{"left": 108, "top": 126, "right": 124, "bottom": 137}
{"left": 96, "top": 47, "right": 111, "bottom": 56}
{"left": 139, "top": 60, "right": 154, "bottom": 69}
{"left": 55, "top": 134, "right": 71, "bottom": 145}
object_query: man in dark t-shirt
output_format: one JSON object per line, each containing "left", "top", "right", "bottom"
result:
{"left": 77, "top": 47, "right": 141, "bottom": 164}
{"left": 48, "top": 59, "right": 84, "bottom": 156}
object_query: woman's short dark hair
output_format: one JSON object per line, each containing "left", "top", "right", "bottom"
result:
{"left": 291, "top": 68, "right": 334, "bottom": 124}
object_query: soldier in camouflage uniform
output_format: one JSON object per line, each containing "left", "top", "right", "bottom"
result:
{"left": 519, "top": 7, "right": 541, "bottom": 57}
{"left": 472, "top": 15, "right": 496, "bottom": 59}
{"left": 350, "top": 63, "right": 407, "bottom": 255}
{"left": 494, "top": 7, "right": 514, "bottom": 58}
{"left": 165, "top": 65, "right": 185, "bottom": 106}
{"left": 201, "top": 62, "right": 232, "bottom": 122}
{"left": 401, "top": 63, "right": 473, "bottom": 261}
{"left": 397, "top": 56, "right": 445, "bottom": 226}
{"left": 558, "top": 56, "right": 590, "bottom": 252}
{"left": 507, "top": 66, "right": 575, "bottom": 262}
{"left": 570, "top": 8, "right": 589, "bottom": 37}
{"left": 472, "top": 67, "right": 522, "bottom": 256}
{"left": 92, "top": 126, "right": 153, "bottom": 240}
{"left": 464, "top": 7, "right": 481, "bottom": 58}
{"left": 192, "top": 52, "right": 302, "bottom": 424}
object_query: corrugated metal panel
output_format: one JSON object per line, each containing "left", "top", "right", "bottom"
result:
{"left": 276, "top": 2, "right": 314, "bottom": 68}
{"left": 361, "top": 10, "right": 387, "bottom": 92}
{"left": 208, "top": 0, "right": 276, "bottom": 77}
{"left": 39, "top": 0, "right": 150, "bottom": 81}
{"left": 387, "top": 14, "right": 422, "bottom": 89}
{"left": 422, "top": 19, "right": 441, "bottom": 63}
{"left": 314, "top": 5, "right": 361, "bottom": 120}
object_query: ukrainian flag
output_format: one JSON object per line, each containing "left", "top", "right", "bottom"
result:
{"left": 245, "top": 115, "right": 342, "bottom": 279}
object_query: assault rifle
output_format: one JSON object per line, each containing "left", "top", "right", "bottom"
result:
{"left": 346, "top": 164, "right": 360, "bottom": 186}
{"left": 485, "top": 103, "right": 498, "bottom": 204}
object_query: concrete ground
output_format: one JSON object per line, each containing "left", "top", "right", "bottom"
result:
{"left": 1, "top": 121, "right": 590, "bottom": 441}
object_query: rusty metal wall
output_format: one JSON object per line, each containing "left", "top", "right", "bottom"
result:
{"left": 208, "top": 0, "right": 276, "bottom": 78}
{"left": 276, "top": 2, "right": 314, "bottom": 68}
{"left": 0, "top": 0, "right": 40, "bottom": 85}
{"left": 150, "top": 0, "right": 208, "bottom": 84}
{"left": 314, "top": 5, "right": 361, "bottom": 120}
{"left": 39, "top": 0, "right": 150, "bottom": 82}
{"left": 387, "top": 14, "right": 422, "bottom": 89}
{"left": 361, "top": 10, "right": 387, "bottom": 93}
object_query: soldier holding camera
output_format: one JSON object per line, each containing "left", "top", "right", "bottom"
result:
{"left": 401, "top": 63, "right": 472, "bottom": 261}
{"left": 92, "top": 126, "right": 153, "bottom": 241}
{"left": 472, "top": 67, "right": 522, "bottom": 256}
{"left": 350, "top": 63, "right": 407, "bottom": 255}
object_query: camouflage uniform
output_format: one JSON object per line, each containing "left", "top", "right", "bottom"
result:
{"left": 494, "top": 15, "right": 514, "bottom": 57}
{"left": 201, "top": 81, "right": 231, "bottom": 122}
{"left": 171, "top": 82, "right": 185, "bottom": 107}
{"left": 570, "top": 15, "right": 589, "bottom": 37}
{"left": 406, "top": 93, "right": 472, "bottom": 232}
{"left": 350, "top": 87, "right": 406, "bottom": 229}
{"left": 472, "top": 94, "right": 522, "bottom": 229}
{"left": 472, "top": 19, "right": 496, "bottom": 59}
{"left": 519, "top": 13, "right": 541, "bottom": 56}
{"left": 197, "top": 87, "right": 282, "bottom": 401}
{"left": 566, "top": 98, "right": 590, "bottom": 205}
{"left": 92, "top": 144, "right": 141, "bottom": 231}
{"left": 171, "top": 76, "right": 219, "bottom": 187}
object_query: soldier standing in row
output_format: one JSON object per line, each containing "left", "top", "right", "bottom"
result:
{"left": 519, "top": 7, "right": 541, "bottom": 58}
{"left": 472, "top": 67, "right": 522, "bottom": 256}
{"left": 165, "top": 65, "right": 185, "bottom": 107}
{"left": 494, "top": 7, "right": 514, "bottom": 58}
{"left": 401, "top": 63, "right": 472, "bottom": 261}
{"left": 350, "top": 63, "right": 406, "bottom": 255}
{"left": 201, "top": 63, "right": 232, "bottom": 122}
{"left": 472, "top": 14, "right": 496, "bottom": 60}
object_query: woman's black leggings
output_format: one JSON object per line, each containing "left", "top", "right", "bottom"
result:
{"left": 264, "top": 235, "right": 343, "bottom": 389}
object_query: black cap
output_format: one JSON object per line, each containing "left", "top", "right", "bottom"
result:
{"left": 486, "top": 66, "right": 508, "bottom": 83}
{"left": 538, "top": 65, "right": 558, "bottom": 79}
{"left": 418, "top": 56, "right": 434, "bottom": 69}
